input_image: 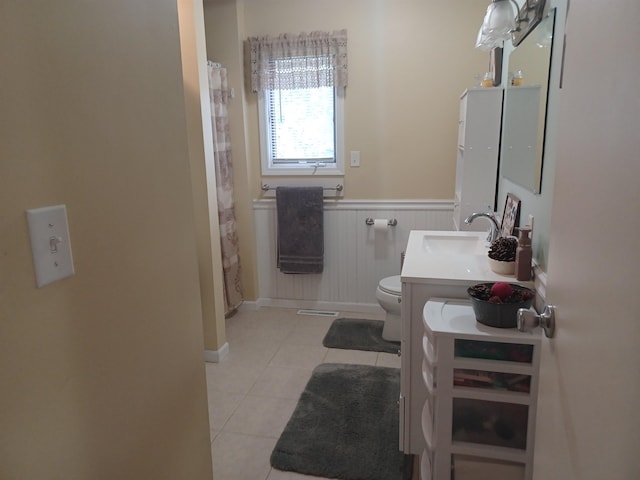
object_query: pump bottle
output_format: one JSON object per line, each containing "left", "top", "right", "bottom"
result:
{"left": 515, "top": 227, "right": 533, "bottom": 281}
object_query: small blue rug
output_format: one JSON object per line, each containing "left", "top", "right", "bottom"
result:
{"left": 322, "top": 318, "right": 400, "bottom": 354}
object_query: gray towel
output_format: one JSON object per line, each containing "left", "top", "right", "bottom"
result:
{"left": 276, "top": 186, "right": 324, "bottom": 274}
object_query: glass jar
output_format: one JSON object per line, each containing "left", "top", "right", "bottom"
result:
{"left": 512, "top": 70, "right": 524, "bottom": 86}
{"left": 481, "top": 72, "right": 493, "bottom": 88}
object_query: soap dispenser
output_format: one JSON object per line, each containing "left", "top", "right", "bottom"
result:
{"left": 515, "top": 227, "right": 533, "bottom": 281}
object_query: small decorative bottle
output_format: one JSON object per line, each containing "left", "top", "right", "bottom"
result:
{"left": 512, "top": 70, "right": 524, "bottom": 86}
{"left": 515, "top": 227, "right": 533, "bottom": 281}
{"left": 481, "top": 72, "right": 493, "bottom": 88}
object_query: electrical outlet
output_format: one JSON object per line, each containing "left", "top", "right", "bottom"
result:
{"left": 350, "top": 151, "right": 360, "bottom": 167}
{"left": 528, "top": 214, "right": 534, "bottom": 230}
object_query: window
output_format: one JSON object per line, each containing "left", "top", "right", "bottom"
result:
{"left": 249, "top": 30, "right": 348, "bottom": 176}
{"left": 258, "top": 72, "right": 344, "bottom": 175}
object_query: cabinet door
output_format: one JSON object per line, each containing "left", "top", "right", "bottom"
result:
{"left": 462, "top": 89, "right": 503, "bottom": 151}
{"left": 455, "top": 88, "right": 502, "bottom": 229}
{"left": 458, "top": 94, "right": 467, "bottom": 148}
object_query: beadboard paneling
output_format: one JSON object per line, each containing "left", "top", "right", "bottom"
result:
{"left": 253, "top": 199, "right": 454, "bottom": 311}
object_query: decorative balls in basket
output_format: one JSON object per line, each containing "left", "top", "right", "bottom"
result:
{"left": 467, "top": 282, "right": 535, "bottom": 328}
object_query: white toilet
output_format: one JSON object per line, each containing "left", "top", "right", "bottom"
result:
{"left": 376, "top": 275, "right": 402, "bottom": 341}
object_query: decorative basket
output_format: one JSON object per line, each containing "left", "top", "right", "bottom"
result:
{"left": 467, "top": 283, "right": 535, "bottom": 328}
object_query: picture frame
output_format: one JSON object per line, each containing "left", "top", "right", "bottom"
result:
{"left": 500, "top": 193, "right": 521, "bottom": 237}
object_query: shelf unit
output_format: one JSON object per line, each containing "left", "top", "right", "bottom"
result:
{"left": 421, "top": 298, "right": 541, "bottom": 480}
{"left": 454, "top": 88, "right": 503, "bottom": 231}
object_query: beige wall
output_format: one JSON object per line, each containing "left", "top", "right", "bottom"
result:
{"left": 204, "top": 0, "right": 490, "bottom": 299}
{"left": 179, "top": 0, "right": 227, "bottom": 352}
{"left": 0, "top": 2, "right": 213, "bottom": 478}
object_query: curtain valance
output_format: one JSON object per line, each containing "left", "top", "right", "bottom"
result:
{"left": 249, "top": 30, "right": 348, "bottom": 92}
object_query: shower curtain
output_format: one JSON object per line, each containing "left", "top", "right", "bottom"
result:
{"left": 208, "top": 62, "right": 243, "bottom": 315}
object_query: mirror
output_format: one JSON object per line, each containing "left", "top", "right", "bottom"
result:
{"left": 500, "top": 10, "right": 555, "bottom": 194}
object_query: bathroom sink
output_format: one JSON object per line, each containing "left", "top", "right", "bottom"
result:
{"left": 403, "top": 230, "right": 514, "bottom": 284}
{"left": 421, "top": 233, "right": 487, "bottom": 254}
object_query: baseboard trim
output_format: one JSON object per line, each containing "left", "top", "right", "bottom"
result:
{"left": 204, "top": 342, "right": 229, "bottom": 363}
{"left": 255, "top": 297, "right": 384, "bottom": 316}
{"left": 237, "top": 301, "right": 259, "bottom": 311}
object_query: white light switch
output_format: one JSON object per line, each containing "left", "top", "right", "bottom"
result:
{"left": 350, "top": 151, "right": 360, "bottom": 167}
{"left": 26, "top": 205, "right": 75, "bottom": 287}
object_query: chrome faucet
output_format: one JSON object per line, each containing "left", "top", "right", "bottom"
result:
{"left": 465, "top": 211, "right": 501, "bottom": 243}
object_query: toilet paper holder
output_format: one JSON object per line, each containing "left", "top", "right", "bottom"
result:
{"left": 365, "top": 218, "right": 398, "bottom": 227}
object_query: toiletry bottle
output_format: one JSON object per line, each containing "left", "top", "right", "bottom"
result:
{"left": 515, "top": 227, "right": 533, "bottom": 281}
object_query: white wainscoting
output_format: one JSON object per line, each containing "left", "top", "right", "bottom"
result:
{"left": 253, "top": 199, "right": 455, "bottom": 312}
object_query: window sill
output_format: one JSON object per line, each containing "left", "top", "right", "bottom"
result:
{"left": 261, "top": 166, "right": 344, "bottom": 176}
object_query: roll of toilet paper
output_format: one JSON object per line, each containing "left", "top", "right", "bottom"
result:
{"left": 373, "top": 219, "right": 388, "bottom": 232}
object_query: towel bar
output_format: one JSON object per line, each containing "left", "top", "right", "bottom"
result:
{"left": 261, "top": 183, "right": 343, "bottom": 192}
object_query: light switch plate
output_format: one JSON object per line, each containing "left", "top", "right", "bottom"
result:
{"left": 350, "top": 151, "right": 360, "bottom": 167}
{"left": 26, "top": 204, "right": 75, "bottom": 287}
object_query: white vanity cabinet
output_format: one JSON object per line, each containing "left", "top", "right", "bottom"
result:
{"left": 399, "top": 230, "right": 535, "bottom": 461}
{"left": 454, "top": 88, "right": 503, "bottom": 231}
{"left": 420, "top": 299, "right": 540, "bottom": 480}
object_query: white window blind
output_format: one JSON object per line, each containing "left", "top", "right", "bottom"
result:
{"left": 267, "top": 85, "right": 335, "bottom": 165}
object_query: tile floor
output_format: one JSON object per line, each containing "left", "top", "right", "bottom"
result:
{"left": 206, "top": 306, "right": 402, "bottom": 480}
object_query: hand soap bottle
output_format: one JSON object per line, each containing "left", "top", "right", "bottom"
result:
{"left": 515, "top": 227, "right": 533, "bottom": 281}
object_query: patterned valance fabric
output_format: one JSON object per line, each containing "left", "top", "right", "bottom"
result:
{"left": 249, "top": 30, "right": 348, "bottom": 92}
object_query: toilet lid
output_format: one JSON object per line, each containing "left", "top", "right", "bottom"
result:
{"left": 379, "top": 275, "right": 402, "bottom": 295}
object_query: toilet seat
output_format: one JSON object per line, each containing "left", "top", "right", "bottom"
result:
{"left": 378, "top": 275, "right": 401, "bottom": 295}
